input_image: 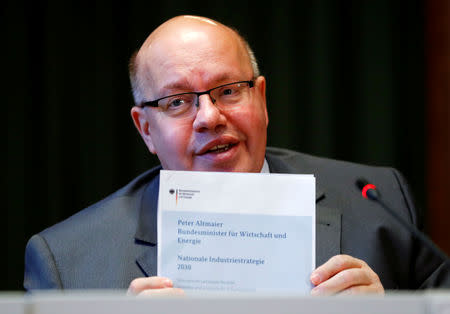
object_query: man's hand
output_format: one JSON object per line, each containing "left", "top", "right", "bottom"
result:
{"left": 127, "top": 277, "right": 185, "bottom": 297}
{"left": 310, "top": 255, "right": 384, "bottom": 295}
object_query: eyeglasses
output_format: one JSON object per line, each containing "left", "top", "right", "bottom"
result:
{"left": 138, "top": 80, "right": 254, "bottom": 118}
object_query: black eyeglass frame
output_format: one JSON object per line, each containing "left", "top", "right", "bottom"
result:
{"left": 138, "top": 80, "right": 254, "bottom": 108}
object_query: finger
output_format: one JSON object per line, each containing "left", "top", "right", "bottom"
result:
{"left": 137, "top": 288, "right": 185, "bottom": 297}
{"left": 337, "top": 284, "right": 385, "bottom": 296}
{"left": 311, "top": 268, "right": 372, "bottom": 296}
{"left": 127, "top": 277, "right": 173, "bottom": 295}
{"left": 311, "top": 255, "right": 365, "bottom": 285}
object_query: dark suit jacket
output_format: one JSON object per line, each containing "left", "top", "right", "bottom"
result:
{"left": 24, "top": 147, "right": 450, "bottom": 290}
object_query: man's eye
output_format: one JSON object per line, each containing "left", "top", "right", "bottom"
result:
{"left": 220, "top": 87, "right": 241, "bottom": 97}
{"left": 160, "top": 94, "right": 195, "bottom": 113}
{"left": 168, "top": 98, "right": 185, "bottom": 107}
{"left": 223, "top": 88, "right": 234, "bottom": 95}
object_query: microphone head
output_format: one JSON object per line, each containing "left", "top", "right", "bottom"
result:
{"left": 355, "top": 178, "right": 379, "bottom": 200}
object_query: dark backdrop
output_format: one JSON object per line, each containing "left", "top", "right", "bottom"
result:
{"left": 4, "top": 1, "right": 426, "bottom": 290}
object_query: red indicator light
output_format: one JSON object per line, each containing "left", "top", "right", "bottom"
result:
{"left": 362, "top": 184, "right": 376, "bottom": 199}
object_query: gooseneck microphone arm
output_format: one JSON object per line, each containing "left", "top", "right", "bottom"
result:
{"left": 356, "top": 178, "right": 450, "bottom": 268}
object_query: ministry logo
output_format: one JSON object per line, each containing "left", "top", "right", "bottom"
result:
{"left": 168, "top": 188, "right": 199, "bottom": 205}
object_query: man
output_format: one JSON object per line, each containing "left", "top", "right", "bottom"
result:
{"left": 24, "top": 15, "right": 449, "bottom": 294}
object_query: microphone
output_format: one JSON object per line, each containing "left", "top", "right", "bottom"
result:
{"left": 356, "top": 178, "right": 450, "bottom": 267}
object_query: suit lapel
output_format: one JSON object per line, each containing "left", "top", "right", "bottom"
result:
{"left": 316, "top": 205, "right": 341, "bottom": 266}
{"left": 266, "top": 152, "right": 342, "bottom": 266}
{"left": 134, "top": 173, "right": 159, "bottom": 277}
{"left": 136, "top": 246, "right": 157, "bottom": 277}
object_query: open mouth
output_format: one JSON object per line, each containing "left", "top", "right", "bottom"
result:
{"left": 206, "top": 143, "right": 237, "bottom": 154}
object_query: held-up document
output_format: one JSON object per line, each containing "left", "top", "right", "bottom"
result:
{"left": 158, "top": 170, "right": 315, "bottom": 293}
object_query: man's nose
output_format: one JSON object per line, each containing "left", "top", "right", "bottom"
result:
{"left": 192, "top": 94, "right": 227, "bottom": 132}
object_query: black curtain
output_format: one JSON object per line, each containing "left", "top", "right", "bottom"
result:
{"left": 4, "top": 1, "right": 425, "bottom": 290}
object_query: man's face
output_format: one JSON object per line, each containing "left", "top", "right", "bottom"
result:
{"left": 131, "top": 20, "right": 268, "bottom": 172}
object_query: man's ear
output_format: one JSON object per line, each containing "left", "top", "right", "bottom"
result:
{"left": 255, "top": 76, "right": 269, "bottom": 127}
{"left": 130, "top": 106, "right": 156, "bottom": 154}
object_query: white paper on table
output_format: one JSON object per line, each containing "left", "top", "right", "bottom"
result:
{"left": 157, "top": 170, "right": 315, "bottom": 294}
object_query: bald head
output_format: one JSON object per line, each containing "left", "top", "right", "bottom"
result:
{"left": 144, "top": 16, "right": 225, "bottom": 48}
{"left": 129, "top": 15, "right": 259, "bottom": 105}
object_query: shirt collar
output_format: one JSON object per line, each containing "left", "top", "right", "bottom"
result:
{"left": 261, "top": 158, "right": 270, "bottom": 173}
